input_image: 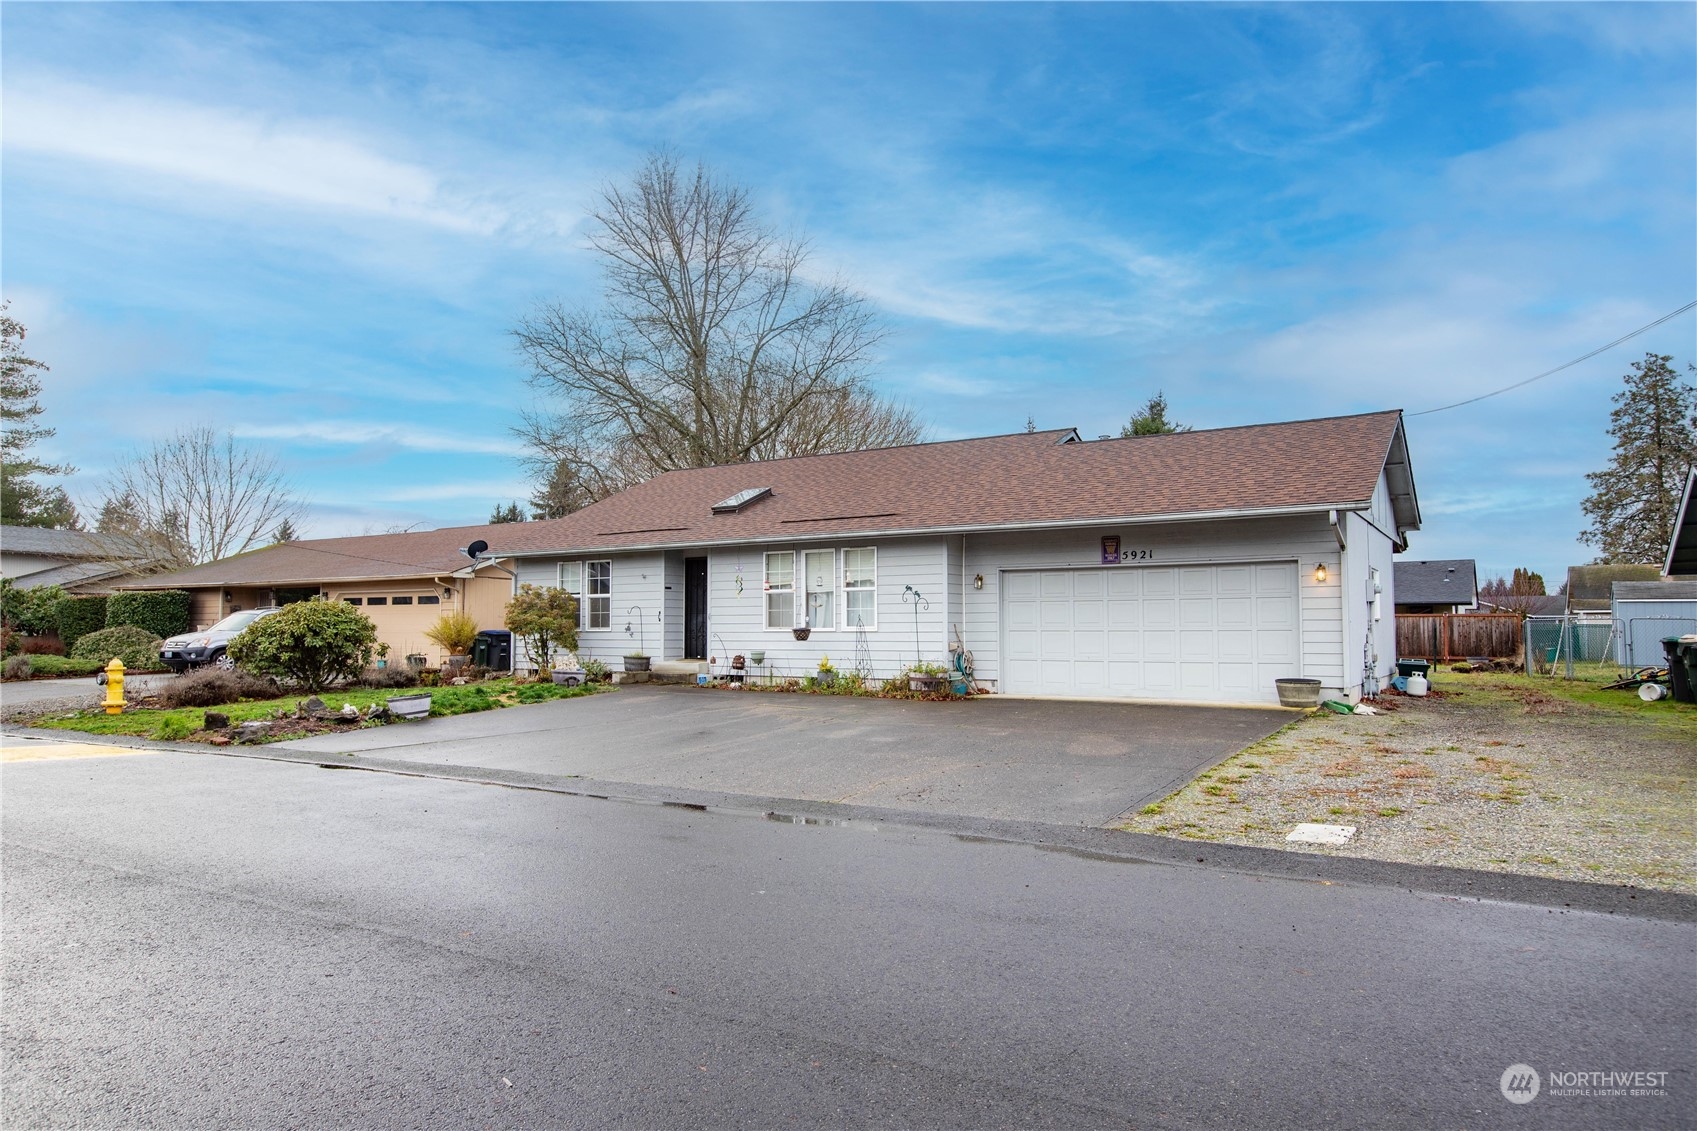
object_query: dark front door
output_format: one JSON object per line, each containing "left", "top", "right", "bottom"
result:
{"left": 684, "top": 557, "right": 708, "bottom": 660}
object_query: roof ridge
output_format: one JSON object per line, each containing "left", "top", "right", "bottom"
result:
{"left": 1079, "top": 408, "right": 1404, "bottom": 445}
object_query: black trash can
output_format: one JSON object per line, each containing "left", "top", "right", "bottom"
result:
{"left": 474, "top": 629, "right": 513, "bottom": 673}
{"left": 1679, "top": 637, "right": 1697, "bottom": 705}
{"left": 1662, "top": 637, "right": 1694, "bottom": 703}
{"left": 1396, "top": 659, "right": 1431, "bottom": 679}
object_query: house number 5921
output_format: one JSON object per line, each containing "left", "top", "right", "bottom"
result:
{"left": 1123, "top": 549, "right": 1153, "bottom": 561}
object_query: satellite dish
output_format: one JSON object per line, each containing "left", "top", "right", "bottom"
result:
{"left": 464, "top": 539, "right": 489, "bottom": 560}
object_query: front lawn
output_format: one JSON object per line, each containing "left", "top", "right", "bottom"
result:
{"left": 34, "top": 678, "right": 610, "bottom": 743}
{"left": 1115, "top": 667, "right": 1697, "bottom": 892}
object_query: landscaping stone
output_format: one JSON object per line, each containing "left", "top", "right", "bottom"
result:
{"left": 235, "top": 721, "right": 272, "bottom": 743}
{"left": 300, "top": 696, "right": 327, "bottom": 718}
{"left": 203, "top": 711, "right": 230, "bottom": 730}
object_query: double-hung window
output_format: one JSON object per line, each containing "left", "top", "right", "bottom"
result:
{"left": 558, "top": 560, "right": 610, "bottom": 629}
{"left": 843, "top": 547, "right": 876, "bottom": 629}
{"left": 764, "top": 552, "right": 795, "bottom": 630}
{"left": 585, "top": 561, "right": 611, "bottom": 629}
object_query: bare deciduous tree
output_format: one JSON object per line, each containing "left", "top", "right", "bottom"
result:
{"left": 99, "top": 428, "right": 303, "bottom": 570}
{"left": 513, "top": 154, "right": 921, "bottom": 509}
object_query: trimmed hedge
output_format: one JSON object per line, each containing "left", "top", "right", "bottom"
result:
{"left": 106, "top": 590, "right": 191, "bottom": 640}
{"left": 70, "top": 625, "right": 163, "bottom": 670}
{"left": 57, "top": 595, "right": 108, "bottom": 652}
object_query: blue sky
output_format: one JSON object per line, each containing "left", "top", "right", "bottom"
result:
{"left": 4, "top": 2, "right": 1693, "bottom": 583}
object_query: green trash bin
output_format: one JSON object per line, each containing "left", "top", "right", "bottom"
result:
{"left": 471, "top": 634, "right": 492, "bottom": 668}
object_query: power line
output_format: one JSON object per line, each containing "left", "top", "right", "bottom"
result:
{"left": 1409, "top": 300, "right": 1697, "bottom": 416}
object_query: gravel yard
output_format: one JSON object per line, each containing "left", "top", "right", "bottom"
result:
{"left": 1113, "top": 669, "right": 1697, "bottom": 893}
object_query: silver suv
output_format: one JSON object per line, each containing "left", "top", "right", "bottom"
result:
{"left": 159, "top": 608, "right": 283, "bottom": 672}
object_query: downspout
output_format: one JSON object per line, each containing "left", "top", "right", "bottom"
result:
{"left": 1328, "top": 509, "right": 1347, "bottom": 551}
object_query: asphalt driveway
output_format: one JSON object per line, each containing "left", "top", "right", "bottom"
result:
{"left": 276, "top": 687, "right": 1292, "bottom": 826}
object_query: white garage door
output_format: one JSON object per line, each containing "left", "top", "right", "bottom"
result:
{"left": 1001, "top": 563, "right": 1301, "bottom": 703}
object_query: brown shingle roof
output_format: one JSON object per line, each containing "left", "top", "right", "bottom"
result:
{"left": 491, "top": 410, "right": 1410, "bottom": 556}
{"left": 123, "top": 522, "right": 519, "bottom": 589}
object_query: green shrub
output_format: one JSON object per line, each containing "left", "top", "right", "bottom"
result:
{"left": 4, "top": 655, "right": 31, "bottom": 680}
{"left": 106, "top": 590, "right": 192, "bottom": 640}
{"left": 226, "top": 600, "right": 377, "bottom": 692}
{"left": 423, "top": 611, "right": 480, "bottom": 656}
{"left": 505, "top": 584, "right": 578, "bottom": 670}
{"left": 70, "top": 625, "right": 164, "bottom": 669}
{"left": 0, "top": 580, "right": 67, "bottom": 636}
{"left": 19, "top": 655, "right": 106, "bottom": 677}
{"left": 155, "top": 715, "right": 195, "bottom": 741}
{"left": 57, "top": 595, "right": 108, "bottom": 651}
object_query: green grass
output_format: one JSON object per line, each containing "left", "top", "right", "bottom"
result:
{"left": 1430, "top": 667, "right": 1697, "bottom": 737}
{"left": 33, "top": 678, "right": 608, "bottom": 742}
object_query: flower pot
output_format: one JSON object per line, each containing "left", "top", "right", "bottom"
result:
{"left": 623, "top": 655, "right": 651, "bottom": 673}
{"left": 1274, "top": 678, "right": 1322, "bottom": 708}
{"left": 387, "top": 693, "right": 432, "bottom": 719}
{"left": 731, "top": 655, "right": 746, "bottom": 671}
{"left": 749, "top": 650, "right": 765, "bottom": 667}
{"left": 552, "top": 669, "right": 585, "bottom": 687}
{"left": 816, "top": 671, "right": 836, "bottom": 688}
{"left": 406, "top": 654, "right": 427, "bottom": 669}
{"left": 792, "top": 628, "right": 811, "bottom": 641}
{"left": 445, "top": 654, "right": 469, "bottom": 669}
{"left": 908, "top": 673, "right": 945, "bottom": 693}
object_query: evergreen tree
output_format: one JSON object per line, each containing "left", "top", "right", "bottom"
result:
{"left": 1579, "top": 353, "right": 1696, "bottom": 564}
{"left": 1, "top": 305, "right": 78, "bottom": 528}
{"left": 1120, "top": 391, "right": 1190, "bottom": 437}
{"left": 272, "top": 518, "right": 300, "bottom": 543}
{"left": 489, "top": 501, "right": 527, "bottom": 524}
{"left": 528, "top": 460, "right": 595, "bottom": 519}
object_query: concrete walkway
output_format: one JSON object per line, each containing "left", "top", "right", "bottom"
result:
{"left": 0, "top": 674, "right": 176, "bottom": 718}
{"left": 276, "top": 685, "right": 1292, "bottom": 826}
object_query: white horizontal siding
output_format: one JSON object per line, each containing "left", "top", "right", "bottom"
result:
{"left": 963, "top": 516, "right": 1346, "bottom": 694}
{"left": 705, "top": 537, "right": 948, "bottom": 680}
{"left": 511, "top": 551, "right": 665, "bottom": 669}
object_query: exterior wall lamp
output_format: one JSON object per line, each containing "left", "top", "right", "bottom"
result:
{"left": 1314, "top": 563, "right": 1328, "bottom": 583}
{"left": 973, "top": 574, "right": 984, "bottom": 590}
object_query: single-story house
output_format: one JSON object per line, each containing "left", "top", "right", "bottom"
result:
{"left": 118, "top": 524, "right": 518, "bottom": 666}
{"left": 1565, "top": 564, "right": 1662, "bottom": 614}
{"left": 1667, "top": 469, "right": 1696, "bottom": 578}
{"left": 1478, "top": 593, "right": 1565, "bottom": 617}
{"left": 0, "top": 525, "right": 155, "bottom": 594}
{"left": 1612, "top": 579, "right": 1697, "bottom": 667}
{"left": 485, "top": 410, "right": 1420, "bottom": 705}
{"left": 1392, "top": 559, "right": 1476, "bottom": 614}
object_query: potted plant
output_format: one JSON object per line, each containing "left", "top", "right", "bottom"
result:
{"left": 375, "top": 643, "right": 390, "bottom": 670}
{"left": 425, "top": 612, "right": 479, "bottom": 670}
{"left": 406, "top": 653, "right": 427, "bottom": 669}
{"left": 815, "top": 655, "right": 837, "bottom": 689}
{"left": 907, "top": 662, "right": 948, "bottom": 693}
{"left": 623, "top": 652, "right": 650, "bottom": 673}
{"left": 792, "top": 627, "right": 811, "bottom": 641}
{"left": 749, "top": 650, "right": 765, "bottom": 667}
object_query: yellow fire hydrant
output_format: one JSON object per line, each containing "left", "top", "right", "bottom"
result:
{"left": 103, "top": 658, "right": 126, "bottom": 715}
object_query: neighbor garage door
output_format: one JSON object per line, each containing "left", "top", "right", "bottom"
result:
{"left": 1000, "top": 563, "right": 1301, "bottom": 703}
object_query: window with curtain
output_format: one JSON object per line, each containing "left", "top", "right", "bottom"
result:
{"left": 764, "top": 552, "right": 795, "bottom": 630}
{"left": 844, "top": 547, "right": 876, "bottom": 629}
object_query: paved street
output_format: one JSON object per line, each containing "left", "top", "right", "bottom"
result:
{"left": 4, "top": 739, "right": 1692, "bottom": 1129}
{"left": 276, "top": 685, "right": 1292, "bottom": 825}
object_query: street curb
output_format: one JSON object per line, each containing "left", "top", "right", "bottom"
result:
{"left": 7, "top": 722, "right": 1692, "bottom": 923}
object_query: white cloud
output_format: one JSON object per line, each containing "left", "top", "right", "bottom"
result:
{"left": 231, "top": 421, "right": 514, "bottom": 455}
{"left": 3, "top": 77, "right": 507, "bottom": 234}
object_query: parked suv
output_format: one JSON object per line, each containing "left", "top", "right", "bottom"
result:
{"left": 159, "top": 608, "right": 283, "bottom": 672}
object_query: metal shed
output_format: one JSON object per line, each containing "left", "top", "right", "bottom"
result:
{"left": 1612, "top": 580, "right": 1697, "bottom": 667}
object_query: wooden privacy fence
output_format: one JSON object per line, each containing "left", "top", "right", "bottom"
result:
{"left": 1396, "top": 614, "right": 1521, "bottom": 661}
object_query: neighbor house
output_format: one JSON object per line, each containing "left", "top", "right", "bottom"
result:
{"left": 1391, "top": 559, "right": 1476, "bottom": 614}
{"left": 0, "top": 525, "right": 156, "bottom": 595}
{"left": 117, "top": 525, "right": 519, "bottom": 666}
{"left": 1564, "top": 564, "right": 1662, "bottom": 614}
{"left": 484, "top": 411, "right": 1421, "bottom": 705}
{"left": 1666, "top": 469, "right": 1696, "bottom": 578}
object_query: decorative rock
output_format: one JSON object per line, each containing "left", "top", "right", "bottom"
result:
{"left": 450, "top": 677, "right": 469, "bottom": 686}
{"left": 203, "top": 711, "right": 230, "bottom": 731}
{"left": 235, "top": 720, "right": 272, "bottom": 743}
{"left": 340, "top": 703, "right": 359, "bottom": 718}
{"left": 300, "top": 696, "right": 327, "bottom": 718}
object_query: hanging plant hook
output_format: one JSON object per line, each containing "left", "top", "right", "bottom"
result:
{"left": 902, "top": 585, "right": 929, "bottom": 667}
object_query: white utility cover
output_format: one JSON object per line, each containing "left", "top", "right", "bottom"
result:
{"left": 1000, "top": 563, "right": 1301, "bottom": 703}
{"left": 1286, "top": 823, "right": 1357, "bottom": 845}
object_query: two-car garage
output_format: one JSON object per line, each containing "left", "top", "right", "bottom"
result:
{"left": 999, "top": 562, "right": 1302, "bottom": 704}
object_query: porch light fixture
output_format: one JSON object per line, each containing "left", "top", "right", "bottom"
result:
{"left": 973, "top": 574, "right": 984, "bottom": 590}
{"left": 1314, "top": 563, "right": 1328, "bottom": 583}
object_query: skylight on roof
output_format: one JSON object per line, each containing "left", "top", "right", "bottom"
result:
{"left": 711, "top": 487, "right": 773, "bottom": 514}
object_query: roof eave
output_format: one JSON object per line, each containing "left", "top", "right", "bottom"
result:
{"left": 494, "top": 500, "right": 1370, "bottom": 559}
